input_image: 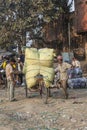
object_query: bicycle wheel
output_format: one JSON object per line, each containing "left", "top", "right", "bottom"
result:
{"left": 40, "top": 82, "right": 49, "bottom": 104}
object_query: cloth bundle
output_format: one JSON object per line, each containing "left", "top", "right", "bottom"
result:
{"left": 68, "top": 77, "right": 87, "bottom": 89}
{"left": 23, "top": 48, "right": 55, "bottom": 88}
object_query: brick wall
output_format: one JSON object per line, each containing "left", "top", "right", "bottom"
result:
{"left": 75, "top": 0, "right": 87, "bottom": 33}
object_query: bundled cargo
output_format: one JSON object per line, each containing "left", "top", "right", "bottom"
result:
{"left": 25, "top": 65, "right": 40, "bottom": 88}
{"left": 68, "top": 77, "right": 87, "bottom": 89}
{"left": 67, "top": 67, "right": 82, "bottom": 79}
{"left": 24, "top": 48, "right": 54, "bottom": 88}
{"left": 40, "top": 66, "right": 54, "bottom": 88}
{"left": 25, "top": 48, "right": 39, "bottom": 65}
{"left": 39, "top": 48, "right": 54, "bottom": 67}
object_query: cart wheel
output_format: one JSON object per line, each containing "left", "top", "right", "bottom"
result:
{"left": 25, "top": 84, "right": 28, "bottom": 98}
{"left": 5, "top": 78, "right": 7, "bottom": 88}
{"left": 48, "top": 88, "right": 51, "bottom": 97}
{"left": 40, "top": 84, "right": 49, "bottom": 104}
{"left": 45, "top": 88, "right": 49, "bottom": 104}
{"left": 43, "top": 88, "right": 49, "bottom": 104}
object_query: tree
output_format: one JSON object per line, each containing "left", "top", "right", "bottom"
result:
{"left": 0, "top": 0, "right": 73, "bottom": 49}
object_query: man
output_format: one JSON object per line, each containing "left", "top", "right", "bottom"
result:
{"left": 71, "top": 57, "right": 82, "bottom": 78}
{"left": 19, "top": 51, "right": 25, "bottom": 64}
{"left": 17, "top": 58, "right": 23, "bottom": 85}
{"left": 19, "top": 51, "right": 25, "bottom": 86}
{"left": 1, "top": 57, "right": 7, "bottom": 70}
{"left": 6, "top": 58, "right": 16, "bottom": 101}
{"left": 55, "top": 55, "right": 71, "bottom": 98}
{"left": 72, "top": 57, "right": 81, "bottom": 68}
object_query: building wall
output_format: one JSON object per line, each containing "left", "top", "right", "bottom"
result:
{"left": 75, "top": 0, "right": 87, "bottom": 33}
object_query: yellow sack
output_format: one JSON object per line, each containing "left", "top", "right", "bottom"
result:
{"left": 2, "top": 61, "right": 7, "bottom": 69}
{"left": 26, "top": 65, "right": 40, "bottom": 88}
{"left": 25, "top": 48, "right": 39, "bottom": 65}
{"left": 26, "top": 77, "right": 37, "bottom": 88}
{"left": 40, "top": 66, "right": 54, "bottom": 88}
{"left": 39, "top": 48, "right": 54, "bottom": 67}
{"left": 13, "top": 64, "right": 16, "bottom": 69}
{"left": 24, "top": 48, "right": 55, "bottom": 88}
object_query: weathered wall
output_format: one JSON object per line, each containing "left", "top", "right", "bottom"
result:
{"left": 75, "top": 0, "right": 87, "bottom": 33}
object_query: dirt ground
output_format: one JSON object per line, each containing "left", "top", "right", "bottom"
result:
{"left": 0, "top": 86, "right": 87, "bottom": 130}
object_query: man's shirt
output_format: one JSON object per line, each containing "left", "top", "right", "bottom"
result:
{"left": 57, "top": 62, "right": 71, "bottom": 80}
{"left": 6, "top": 64, "right": 13, "bottom": 81}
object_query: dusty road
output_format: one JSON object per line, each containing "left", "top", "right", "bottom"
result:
{"left": 0, "top": 87, "right": 87, "bottom": 130}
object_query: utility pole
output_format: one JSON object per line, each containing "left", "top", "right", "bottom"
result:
{"left": 68, "top": 22, "right": 71, "bottom": 53}
{"left": 68, "top": 22, "right": 71, "bottom": 61}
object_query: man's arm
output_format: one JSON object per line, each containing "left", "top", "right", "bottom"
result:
{"left": 65, "top": 62, "right": 72, "bottom": 69}
{"left": 55, "top": 67, "right": 59, "bottom": 73}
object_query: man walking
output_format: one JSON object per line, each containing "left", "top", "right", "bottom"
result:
{"left": 6, "top": 58, "right": 16, "bottom": 101}
{"left": 55, "top": 55, "right": 71, "bottom": 98}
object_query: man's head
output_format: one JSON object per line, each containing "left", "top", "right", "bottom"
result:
{"left": 10, "top": 58, "right": 16, "bottom": 65}
{"left": 57, "top": 55, "right": 63, "bottom": 64}
{"left": 72, "top": 57, "right": 76, "bottom": 61}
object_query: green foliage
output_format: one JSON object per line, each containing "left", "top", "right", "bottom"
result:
{"left": 0, "top": 0, "right": 73, "bottom": 48}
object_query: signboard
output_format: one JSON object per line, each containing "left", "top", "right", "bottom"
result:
{"left": 62, "top": 52, "right": 74, "bottom": 63}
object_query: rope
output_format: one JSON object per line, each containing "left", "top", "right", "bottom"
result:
{"left": 26, "top": 68, "right": 54, "bottom": 75}
{"left": 25, "top": 58, "right": 53, "bottom": 61}
{"left": 26, "top": 75, "right": 53, "bottom": 84}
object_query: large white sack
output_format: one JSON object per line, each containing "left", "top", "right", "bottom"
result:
{"left": 26, "top": 65, "right": 40, "bottom": 88}
{"left": 25, "top": 65, "right": 54, "bottom": 88}
{"left": 40, "top": 66, "right": 54, "bottom": 88}
{"left": 24, "top": 48, "right": 55, "bottom": 88}
{"left": 39, "top": 48, "right": 54, "bottom": 67}
{"left": 25, "top": 48, "right": 39, "bottom": 65}
{"left": 26, "top": 77, "right": 37, "bottom": 88}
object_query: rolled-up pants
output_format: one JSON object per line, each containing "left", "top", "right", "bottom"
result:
{"left": 7, "top": 80, "right": 15, "bottom": 101}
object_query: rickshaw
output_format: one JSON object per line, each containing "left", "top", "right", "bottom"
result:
{"left": 24, "top": 48, "right": 69, "bottom": 104}
{"left": 25, "top": 72, "right": 52, "bottom": 104}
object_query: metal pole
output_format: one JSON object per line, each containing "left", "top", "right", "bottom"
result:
{"left": 68, "top": 22, "right": 71, "bottom": 60}
{"left": 68, "top": 22, "right": 71, "bottom": 52}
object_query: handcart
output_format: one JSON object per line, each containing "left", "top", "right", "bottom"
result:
{"left": 24, "top": 47, "right": 56, "bottom": 103}
{"left": 25, "top": 73, "right": 50, "bottom": 104}
{"left": 25, "top": 70, "right": 69, "bottom": 104}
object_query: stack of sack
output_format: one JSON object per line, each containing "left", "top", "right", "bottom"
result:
{"left": 67, "top": 67, "right": 82, "bottom": 79}
{"left": 68, "top": 77, "right": 87, "bottom": 89}
{"left": 67, "top": 67, "right": 87, "bottom": 89}
{"left": 23, "top": 48, "right": 55, "bottom": 88}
